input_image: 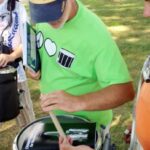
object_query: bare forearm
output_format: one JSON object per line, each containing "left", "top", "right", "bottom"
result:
{"left": 0, "top": 45, "right": 22, "bottom": 67}
{"left": 79, "top": 82, "right": 135, "bottom": 111}
{"left": 10, "top": 45, "right": 22, "bottom": 61}
{"left": 40, "top": 82, "right": 135, "bottom": 113}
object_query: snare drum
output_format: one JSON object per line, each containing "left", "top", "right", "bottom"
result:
{"left": 0, "top": 66, "right": 19, "bottom": 122}
{"left": 13, "top": 115, "right": 101, "bottom": 150}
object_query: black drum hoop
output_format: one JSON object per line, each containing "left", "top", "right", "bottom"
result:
{"left": 14, "top": 115, "right": 98, "bottom": 150}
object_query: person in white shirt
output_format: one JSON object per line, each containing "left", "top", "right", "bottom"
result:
{"left": 0, "top": 0, "right": 35, "bottom": 128}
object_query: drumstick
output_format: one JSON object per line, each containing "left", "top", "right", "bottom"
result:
{"left": 49, "top": 111, "right": 66, "bottom": 139}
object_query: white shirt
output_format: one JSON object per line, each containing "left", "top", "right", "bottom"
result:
{"left": 0, "top": 1, "right": 27, "bottom": 82}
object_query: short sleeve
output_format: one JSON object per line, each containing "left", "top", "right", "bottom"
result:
{"left": 94, "top": 39, "right": 132, "bottom": 88}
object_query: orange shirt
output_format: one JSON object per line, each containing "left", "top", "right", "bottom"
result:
{"left": 136, "top": 82, "right": 150, "bottom": 150}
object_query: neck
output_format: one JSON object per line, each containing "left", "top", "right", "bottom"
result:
{"left": 68, "top": 0, "right": 78, "bottom": 21}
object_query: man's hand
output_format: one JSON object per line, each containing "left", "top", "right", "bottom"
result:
{"left": 59, "top": 136, "right": 74, "bottom": 150}
{"left": 0, "top": 54, "right": 14, "bottom": 67}
{"left": 40, "top": 91, "right": 84, "bottom": 112}
{"left": 59, "top": 136, "right": 93, "bottom": 150}
{"left": 27, "top": 69, "right": 41, "bottom": 80}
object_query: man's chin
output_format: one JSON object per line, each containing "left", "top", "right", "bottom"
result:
{"left": 49, "top": 23, "right": 65, "bottom": 29}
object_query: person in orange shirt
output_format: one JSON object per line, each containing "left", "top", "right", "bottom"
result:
{"left": 135, "top": 0, "right": 150, "bottom": 150}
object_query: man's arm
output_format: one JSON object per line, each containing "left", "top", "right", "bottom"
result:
{"left": 40, "top": 82, "right": 135, "bottom": 112}
{"left": 79, "top": 82, "right": 134, "bottom": 111}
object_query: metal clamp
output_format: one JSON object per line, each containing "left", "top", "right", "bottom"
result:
{"left": 142, "top": 56, "right": 150, "bottom": 83}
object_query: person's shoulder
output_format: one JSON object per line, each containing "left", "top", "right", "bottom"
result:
{"left": 78, "top": 2, "right": 107, "bottom": 32}
{"left": 15, "top": 1, "right": 27, "bottom": 20}
{"left": 15, "top": 1, "right": 26, "bottom": 12}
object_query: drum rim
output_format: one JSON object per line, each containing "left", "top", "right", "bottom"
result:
{"left": 14, "top": 114, "right": 97, "bottom": 149}
{"left": 0, "top": 65, "right": 16, "bottom": 74}
{"left": 15, "top": 115, "right": 92, "bottom": 141}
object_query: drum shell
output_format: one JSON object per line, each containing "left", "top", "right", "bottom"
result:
{"left": 0, "top": 68, "right": 19, "bottom": 122}
{"left": 13, "top": 115, "right": 99, "bottom": 150}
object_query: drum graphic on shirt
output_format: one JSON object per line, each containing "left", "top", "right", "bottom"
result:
{"left": 57, "top": 49, "right": 75, "bottom": 68}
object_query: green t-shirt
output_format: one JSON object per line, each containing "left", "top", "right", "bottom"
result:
{"left": 36, "top": 0, "right": 132, "bottom": 127}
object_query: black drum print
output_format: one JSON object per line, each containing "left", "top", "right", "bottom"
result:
{"left": 57, "top": 49, "right": 75, "bottom": 68}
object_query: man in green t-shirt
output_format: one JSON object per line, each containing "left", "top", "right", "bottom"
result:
{"left": 29, "top": 0, "right": 134, "bottom": 148}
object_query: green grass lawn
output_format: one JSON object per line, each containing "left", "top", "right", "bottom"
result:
{"left": 0, "top": 0, "right": 150, "bottom": 149}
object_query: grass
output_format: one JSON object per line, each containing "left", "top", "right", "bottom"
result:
{"left": 0, "top": 0, "right": 150, "bottom": 149}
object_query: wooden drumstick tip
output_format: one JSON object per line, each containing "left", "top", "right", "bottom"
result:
{"left": 49, "top": 111, "right": 67, "bottom": 139}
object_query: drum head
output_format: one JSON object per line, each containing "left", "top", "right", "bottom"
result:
{"left": 16, "top": 115, "right": 96, "bottom": 150}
